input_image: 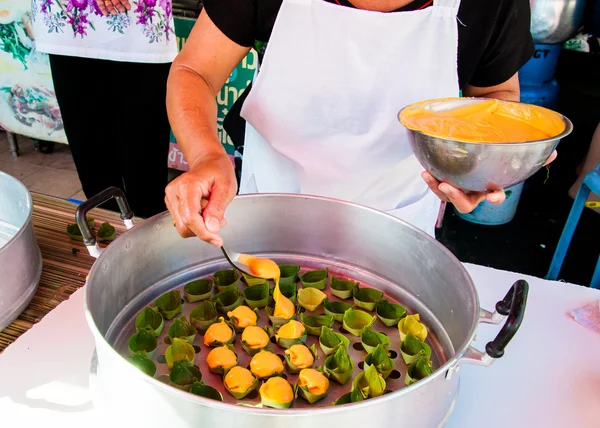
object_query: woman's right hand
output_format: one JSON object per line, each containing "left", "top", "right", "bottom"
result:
{"left": 165, "top": 152, "right": 237, "bottom": 247}
{"left": 97, "top": 0, "right": 131, "bottom": 16}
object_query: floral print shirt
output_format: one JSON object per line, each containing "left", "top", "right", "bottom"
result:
{"left": 31, "top": 0, "right": 177, "bottom": 63}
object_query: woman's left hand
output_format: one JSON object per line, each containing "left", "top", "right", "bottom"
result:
{"left": 97, "top": 0, "right": 130, "bottom": 16}
{"left": 423, "top": 150, "right": 558, "bottom": 213}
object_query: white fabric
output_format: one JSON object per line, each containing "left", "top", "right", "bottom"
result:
{"left": 239, "top": 0, "right": 461, "bottom": 236}
{"left": 570, "top": 299, "right": 600, "bottom": 335}
{"left": 31, "top": 0, "right": 177, "bottom": 63}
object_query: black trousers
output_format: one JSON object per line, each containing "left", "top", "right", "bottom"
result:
{"left": 49, "top": 54, "right": 171, "bottom": 218}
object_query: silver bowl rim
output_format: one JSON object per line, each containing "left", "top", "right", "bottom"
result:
{"left": 397, "top": 97, "right": 574, "bottom": 147}
{"left": 83, "top": 192, "right": 480, "bottom": 416}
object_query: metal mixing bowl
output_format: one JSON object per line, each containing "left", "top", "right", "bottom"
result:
{"left": 399, "top": 98, "right": 573, "bottom": 192}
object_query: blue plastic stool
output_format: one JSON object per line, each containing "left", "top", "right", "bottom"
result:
{"left": 547, "top": 165, "right": 600, "bottom": 288}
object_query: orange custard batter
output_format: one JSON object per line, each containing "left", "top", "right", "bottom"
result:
{"left": 224, "top": 366, "right": 256, "bottom": 393}
{"left": 285, "top": 344, "right": 314, "bottom": 368}
{"left": 400, "top": 98, "right": 566, "bottom": 143}
{"left": 250, "top": 350, "right": 285, "bottom": 379}
{"left": 260, "top": 377, "right": 294, "bottom": 404}
{"left": 298, "top": 368, "right": 329, "bottom": 395}
{"left": 242, "top": 325, "right": 270, "bottom": 349}
{"left": 206, "top": 346, "right": 237, "bottom": 371}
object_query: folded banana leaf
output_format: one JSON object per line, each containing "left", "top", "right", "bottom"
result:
{"left": 242, "top": 272, "right": 268, "bottom": 287}
{"left": 190, "top": 381, "right": 223, "bottom": 401}
{"left": 213, "top": 269, "right": 240, "bottom": 292}
{"left": 97, "top": 222, "right": 116, "bottom": 242}
{"left": 400, "top": 332, "right": 432, "bottom": 365}
{"left": 323, "top": 299, "right": 353, "bottom": 323}
{"left": 206, "top": 344, "right": 238, "bottom": 375}
{"left": 360, "top": 325, "right": 391, "bottom": 354}
{"left": 405, "top": 356, "right": 433, "bottom": 386}
{"left": 211, "top": 288, "right": 243, "bottom": 314}
{"left": 279, "top": 264, "right": 300, "bottom": 285}
{"left": 300, "top": 268, "right": 329, "bottom": 290}
{"left": 128, "top": 329, "right": 158, "bottom": 358}
{"left": 259, "top": 376, "right": 295, "bottom": 409}
{"left": 329, "top": 276, "right": 358, "bottom": 299}
{"left": 295, "top": 368, "right": 329, "bottom": 404}
{"left": 129, "top": 354, "right": 156, "bottom": 377}
{"left": 352, "top": 363, "right": 385, "bottom": 399}
{"left": 242, "top": 281, "right": 270, "bottom": 309}
{"left": 66, "top": 218, "right": 94, "bottom": 240}
{"left": 334, "top": 388, "right": 365, "bottom": 405}
{"left": 169, "top": 361, "right": 202, "bottom": 390}
{"left": 342, "top": 308, "right": 375, "bottom": 337}
{"left": 398, "top": 313, "right": 428, "bottom": 342}
{"left": 134, "top": 306, "right": 164, "bottom": 337}
{"left": 284, "top": 343, "right": 317, "bottom": 373}
{"left": 297, "top": 287, "right": 327, "bottom": 311}
{"left": 324, "top": 344, "right": 354, "bottom": 385}
{"left": 300, "top": 313, "right": 334, "bottom": 336}
{"left": 364, "top": 344, "right": 395, "bottom": 379}
{"left": 155, "top": 290, "right": 183, "bottom": 320}
{"left": 375, "top": 299, "right": 407, "bottom": 327}
{"left": 352, "top": 285, "right": 384, "bottom": 311}
{"left": 270, "top": 282, "right": 298, "bottom": 303}
{"left": 189, "top": 300, "right": 219, "bottom": 333}
{"left": 168, "top": 316, "right": 197, "bottom": 344}
{"left": 165, "top": 337, "right": 196, "bottom": 369}
{"left": 183, "top": 279, "right": 213, "bottom": 303}
{"left": 319, "top": 325, "right": 350, "bottom": 356}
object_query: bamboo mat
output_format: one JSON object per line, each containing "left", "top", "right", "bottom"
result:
{"left": 0, "top": 193, "right": 130, "bottom": 353}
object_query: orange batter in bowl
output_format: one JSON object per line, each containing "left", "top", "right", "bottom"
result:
{"left": 399, "top": 98, "right": 566, "bottom": 143}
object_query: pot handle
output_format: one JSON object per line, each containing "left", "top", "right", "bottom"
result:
{"left": 457, "top": 279, "right": 529, "bottom": 369}
{"left": 75, "top": 187, "right": 135, "bottom": 258}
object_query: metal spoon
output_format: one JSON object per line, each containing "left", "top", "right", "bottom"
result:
{"left": 220, "top": 247, "right": 272, "bottom": 279}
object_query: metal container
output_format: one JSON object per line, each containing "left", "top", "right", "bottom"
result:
{"left": 0, "top": 171, "right": 42, "bottom": 331}
{"left": 530, "top": 0, "right": 587, "bottom": 44}
{"left": 81, "top": 188, "right": 527, "bottom": 428}
{"left": 399, "top": 98, "right": 573, "bottom": 192}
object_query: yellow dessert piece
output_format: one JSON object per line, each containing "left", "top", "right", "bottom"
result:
{"left": 259, "top": 377, "right": 294, "bottom": 405}
{"left": 224, "top": 366, "right": 256, "bottom": 394}
{"left": 285, "top": 344, "right": 314, "bottom": 369}
{"left": 400, "top": 97, "right": 566, "bottom": 143}
{"left": 204, "top": 317, "right": 233, "bottom": 346}
{"left": 398, "top": 314, "right": 428, "bottom": 342}
{"left": 227, "top": 305, "right": 258, "bottom": 329}
{"left": 276, "top": 320, "right": 305, "bottom": 340}
{"left": 206, "top": 346, "right": 237, "bottom": 371}
{"left": 298, "top": 368, "right": 329, "bottom": 396}
{"left": 242, "top": 325, "right": 270, "bottom": 350}
{"left": 250, "top": 350, "right": 284, "bottom": 379}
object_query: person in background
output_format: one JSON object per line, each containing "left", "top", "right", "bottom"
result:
{"left": 31, "top": 0, "right": 177, "bottom": 217}
{"left": 569, "top": 122, "right": 600, "bottom": 212}
{"left": 164, "top": 0, "right": 556, "bottom": 246}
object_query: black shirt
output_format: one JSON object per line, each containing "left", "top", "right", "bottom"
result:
{"left": 203, "top": 0, "right": 534, "bottom": 149}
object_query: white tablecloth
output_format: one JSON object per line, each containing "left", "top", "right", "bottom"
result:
{"left": 1, "top": 263, "right": 599, "bottom": 427}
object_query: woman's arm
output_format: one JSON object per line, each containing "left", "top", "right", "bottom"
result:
{"left": 165, "top": 9, "right": 250, "bottom": 245}
{"left": 463, "top": 73, "right": 520, "bottom": 101}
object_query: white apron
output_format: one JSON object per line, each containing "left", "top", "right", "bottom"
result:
{"left": 239, "top": 0, "right": 461, "bottom": 236}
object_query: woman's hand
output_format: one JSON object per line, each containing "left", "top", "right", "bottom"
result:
{"left": 97, "top": 0, "right": 130, "bottom": 16}
{"left": 423, "top": 150, "right": 558, "bottom": 213}
{"left": 165, "top": 152, "right": 237, "bottom": 247}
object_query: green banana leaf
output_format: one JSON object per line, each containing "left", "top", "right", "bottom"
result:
{"left": 360, "top": 325, "right": 391, "bottom": 354}
{"left": 168, "top": 316, "right": 197, "bottom": 344}
{"left": 183, "top": 279, "right": 213, "bottom": 303}
{"left": 213, "top": 269, "right": 240, "bottom": 292}
{"left": 165, "top": 337, "right": 196, "bottom": 369}
{"left": 375, "top": 299, "right": 407, "bottom": 327}
{"left": 352, "top": 363, "right": 385, "bottom": 399}
{"left": 128, "top": 329, "right": 158, "bottom": 358}
{"left": 189, "top": 300, "right": 219, "bottom": 333}
{"left": 297, "top": 287, "right": 327, "bottom": 311}
{"left": 300, "top": 313, "right": 334, "bottom": 336}
{"left": 329, "top": 276, "right": 358, "bottom": 299}
{"left": 134, "top": 306, "right": 164, "bottom": 337}
{"left": 279, "top": 264, "right": 300, "bottom": 285}
{"left": 242, "top": 281, "right": 270, "bottom": 309}
{"left": 66, "top": 218, "right": 94, "bottom": 240}
{"left": 364, "top": 344, "right": 395, "bottom": 379}
{"left": 319, "top": 325, "right": 350, "bottom": 356}
{"left": 129, "top": 354, "right": 157, "bottom": 377}
{"left": 398, "top": 313, "right": 428, "bottom": 342}
{"left": 352, "top": 285, "right": 384, "bottom": 311}
{"left": 323, "top": 299, "right": 353, "bottom": 323}
{"left": 300, "top": 268, "right": 329, "bottom": 290}
{"left": 400, "top": 332, "right": 432, "bottom": 365}
{"left": 169, "top": 361, "right": 202, "bottom": 390}
{"left": 270, "top": 282, "right": 298, "bottom": 303}
{"left": 342, "top": 308, "right": 375, "bottom": 337}
{"left": 295, "top": 368, "right": 329, "bottom": 404}
{"left": 242, "top": 272, "right": 268, "bottom": 287}
{"left": 155, "top": 290, "right": 183, "bottom": 320}
{"left": 97, "top": 222, "right": 116, "bottom": 242}
{"left": 324, "top": 344, "right": 354, "bottom": 385}
{"left": 334, "top": 388, "right": 365, "bottom": 405}
{"left": 284, "top": 343, "right": 317, "bottom": 373}
{"left": 211, "top": 288, "right": 243, "bottom": 314}
{"left": 190, "top": 381, "right": 223, "bottom": 401}
{"left": 405, "top": 356, "right": 433, "bottom": 386}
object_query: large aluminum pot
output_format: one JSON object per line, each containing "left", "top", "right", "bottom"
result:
{"left": 530, "top": 0, "right": 587, "bottom": 44}
{"left": 81, "top": 188, "right": 527, "bottom": 428}
{"left": 0, "top": 171, "right": 42, "bottom": 331}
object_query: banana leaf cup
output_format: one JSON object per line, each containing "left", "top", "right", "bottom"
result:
{"left": 275, "top": 319, "right": 307, "bottom": 349}
{"left": 97, "top": 222, "right": 116, "bottom": 242}
{"left": 319, "top": 325, "right": 350, "bottom": 356}
{"left": 259, "top": 376, "right": 295, "bottom": 409}
{"left": 279, "top": 264, "right": 300, "bottom": 285}
{"left": 300, "top": 313, "right": 334, "bottom": 336}
{"left": 134, "top": 306, "right": 164, "bottom": 337}
{"left": 189, "top": 300, "right": 219, "bottom": 333}
{"left": 211, "top": 288, "right": 243, "bottom": 314}
{"left": 334, "top": 388, "right": 365, "bottom": 405}
{"left": 242, "top": 272, "right": 268, "bottom": 287}
{"left": 323, "top": 344, "right": 354, "bottom": 385}
{"left": 342, "top": 308, "right": 375, "bottom": 336}
{"left": 155, "top": 289, "right": 183, "bottom": 320}
{"left": 360, "top": 325, "right": 391, "bottom": 353}
{"left": 190, "top": 381, "right": 223, "bottom": 401}
{"left": 128, "top": 328, "right": 158, "bottom": 358}
{"left": 405, "top": 356, "right": 433, "bottom": 386}
{"left": 203, "top": 317, "right": 236, "bottom": 347}
{"left": 224, "top": 366, "right": 259, "bottom": 399}
{"left": 241, "top": 325, "right": 271, "bottom": 356}
{"left": 375, "top": 299, "right": 407, "bottom": 327}
{"left": 270, "top": 281, "right": 298, "bottom": 303}
{"left": 398, "top": 313, "right": 428, "bottom": 342}
{"left": 352, "top": 285, "right": 384, "bottom": 311}
{"left": 66, "top": 218, "right": 94, "bottom": 240}
{"left": 352, "top": 363, "right": 386, "bottom": 399}
{"left": 295, "top": 368, "right": 330, "bottom": 404}
{"left": 168, "top": 316, "right": 198, "bottom": 344}
{"left": 297, "top": 287, "right": 327, "bottom": 311}
{"left": 364, "top": 344, "right": 395, "bottom": 379}
{"left": 165, "top": 337, "right": 196, "bottom": 369}
{"left": 300, "top": 268, "right": 329, "bottom": 290}
{"left": 242, "top": 281, "right": 270, "bottom": 309}
{"left": 214, "top": 269, "right": 240, "bottom": 292}
{"left": 329, "top": 276, "right": 358, "bottom": 299}
{"left": 323, "top": 299, "right": 353, "bottom": 323}
{"left": 169, "top": 361, "right": 202, "bottom": 390}
{"left": 183, "top": 279, "right": 213, "bottom": 303}
{"left": 129, "top": 354, "right": 157, "bottom": 377}
{"left": 400, "top": 332, "right": 433, "bottom": 365}
{"left": 284, "top": 343, "right": 317, "bottom": 373}
{"left": 206, "top": 344, "right": 238, "bottom": 375}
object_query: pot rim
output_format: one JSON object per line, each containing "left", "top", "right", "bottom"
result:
{"left": 0, "top": 171, "right": 34, "bottom": 256}
{"left": 84, "top": 193, "right": 480, "bottom": 415}
{"left": 397, "top": 96, "right": 573, "bottom": 147}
